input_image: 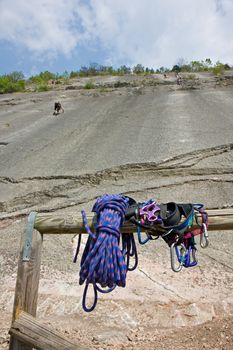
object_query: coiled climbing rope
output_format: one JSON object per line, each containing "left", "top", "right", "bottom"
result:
{"left": 74, "top": 194, "right": 137, "bottom": 312}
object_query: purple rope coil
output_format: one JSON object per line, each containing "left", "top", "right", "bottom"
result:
{"left": 77, "top": 194, "right": 136, "bottom": 312}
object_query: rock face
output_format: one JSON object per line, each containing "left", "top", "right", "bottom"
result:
{"left": 0, "top": 72, "right": 233, "bottom": 350}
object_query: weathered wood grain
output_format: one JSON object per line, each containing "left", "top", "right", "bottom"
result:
{"left": 9, "top": 311, "right": 88, "bottom": 350}
{"left": 34, "top": 209, "right": 233, "bottom": 234}
{"left": 9, "top": 223, "right": 43, "bottom": 350}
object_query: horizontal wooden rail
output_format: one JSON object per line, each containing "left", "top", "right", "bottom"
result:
{"left": 34, "top": 209, "right": 233, "bottom": 234}
{"left": 9, "top": 311, "right": 88, "bottom": 350}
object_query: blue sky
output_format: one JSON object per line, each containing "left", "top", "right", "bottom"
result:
{"left": 0, "top": 0, "right": 233, "bottom": 77}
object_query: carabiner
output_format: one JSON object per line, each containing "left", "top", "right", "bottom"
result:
{"left": 200, "top": 223, "right": 209, "bottom": 248}
{"left": 170, "top": 243, "right": 185, "bottom": 272}
{"left": 193, "top": 203, "right": 204, "bottom": 210}
{"left": 137, "top": 225, "right": 151, "bottom": 245}
{"left": 183, "top": 246, "right": 198, "bottom": 268}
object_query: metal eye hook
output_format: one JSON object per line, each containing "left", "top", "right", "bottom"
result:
{"left": 200, "top": 223, "right": 209, "bottom": 248}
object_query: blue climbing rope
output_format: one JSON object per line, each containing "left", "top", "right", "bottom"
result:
{"left": 76, "top": 194, "right": 137, "bottom": 312}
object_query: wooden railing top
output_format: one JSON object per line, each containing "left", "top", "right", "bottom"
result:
{"left": 34, "top": 208, "right": 233, "bottom": 234}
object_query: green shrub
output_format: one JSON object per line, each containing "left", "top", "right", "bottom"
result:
{"left": 30, "top": 71, "right": 57, "bottom": 83}
{"left": 180, "top": 65, "right": 192, "bottom": 72}
{"left": 133, "top": 64, "right": 145, "bottom": 74}
{"left": 0, "top": 77, "right": 10, "bottom": 93}
{"left": 5, "top": 71, "right": 24, "bottom": 82}
{"left": 212, "top": 64, "right": 225, "bottom": 75}
{"left": 84, "top": 82, "right": 95, "bottom": 89}
{"left": 0, "top": 76, "right": 25, "bottom": 94}
{"left": 70, "top": 71, "right": 79, "bottom": 78}
{"left": 171, "top": 65, "right": 181, "bottom": 72}
{"left": 16, "top": 80, "right": 25, "bottom": 91}
{"left": 185, "top": 74, "right": 195, "bottom": 80}
{"left": 36, "top": 83, "right": 49, "bottom": 92}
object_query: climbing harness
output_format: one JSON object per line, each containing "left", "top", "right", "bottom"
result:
{"left": 73, "top": 194, "right": 209, "bottom": 311}
{"left": 124, "top": 200, "right": 208, "bottom": 273}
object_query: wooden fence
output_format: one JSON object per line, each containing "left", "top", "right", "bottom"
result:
{"left": 9, "top": 208, "right": 233, "bottom": 349}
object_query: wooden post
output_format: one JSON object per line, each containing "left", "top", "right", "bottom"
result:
{"left": 9, "top": 217, "right": 43, "bottom": 350}
{"left": 10, "top": 311, "right": 88, "bottom": 350}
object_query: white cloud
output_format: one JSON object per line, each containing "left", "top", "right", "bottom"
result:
{"left": 0, "top": 0, "right": 233, "bottom": 67}
{"left": 86, "top": 0, "right": 233, "bottom": 67}
{"left": 0, "top": 0, "right": 83, "bottom": 58}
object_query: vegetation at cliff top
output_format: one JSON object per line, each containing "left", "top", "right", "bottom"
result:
{"left": 0, "top": 71, "right": 25, "bottom": 94}
{"left": 0, "top": 59, "right": 231, "bottom": 94}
